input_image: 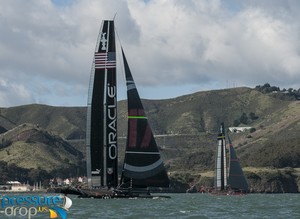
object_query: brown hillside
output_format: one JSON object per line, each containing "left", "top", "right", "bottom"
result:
{"left": 0, "top": 123, "right": 83, "bottom": 171}
{"left": 0, "top": 87, "right": 299, "bottom": 192}
{"left": 0, "top": 104, "right": 86, "bottom": 139}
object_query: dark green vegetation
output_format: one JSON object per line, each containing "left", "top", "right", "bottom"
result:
{"left": 0, "top": 86, "right": 299, "bottom": 192}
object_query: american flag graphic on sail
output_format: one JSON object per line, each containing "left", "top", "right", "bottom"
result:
{"left": 94, "top": 52, "right": 116, "bottom": 69}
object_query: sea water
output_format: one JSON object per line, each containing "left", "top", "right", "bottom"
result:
{"left": 1, "top": 193, "right": 299, "bottom": 218}
{"left": 69, "top": 193, "right": 300, "bottom": 219}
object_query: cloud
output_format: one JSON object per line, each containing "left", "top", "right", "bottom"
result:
{"left": 126, "top": 0, "right": 300, "bottom": 88}
{"left": 0, "top": 79, "right": 34, "bottom": 106}
{"left": 0, "top": 0, "right": 300, "bottom": 107}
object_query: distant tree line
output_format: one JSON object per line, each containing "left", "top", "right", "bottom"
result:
{"left": 233, "top": 112, "right": 259, "bottom": 126}
{"left": 255, "top": 83, "right": 300, "bottom": 99}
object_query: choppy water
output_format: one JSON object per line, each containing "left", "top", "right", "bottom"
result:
{"left": 68, "top": 193, "right": 300, "bottom": 219}
{"left": 1, "top": 193, "right": 300, "bottom": 218}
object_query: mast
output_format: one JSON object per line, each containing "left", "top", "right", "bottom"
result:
{"left": 215, "top": 122, "right": 227, "bottom": 191}
{"left": 86, "top": 20, "right": 118, "bottom": 188}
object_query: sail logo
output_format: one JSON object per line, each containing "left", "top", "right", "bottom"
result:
{"left": 107, "top": 84, "right": 117, "bottom": 160}
{"left": 107, "top": 167, "right": 113, "bottom": 174}
{"left": 100, "top": 32, "right": 107, "bottom": 50}
{"left": 0, "top": 195, "right": 72, "bottom": 219}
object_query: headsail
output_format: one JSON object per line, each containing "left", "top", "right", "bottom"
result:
{"left": 86, "top": 20, "right": 118, "bottom": 188}
{"left": 214, "top": 123, "right": 227, "bottom": 191}
{"left": 120, "top": 48, "right": 170, "bottom": 188}
{"left": 227, "top": 136, "right": 249, "bottom": 191}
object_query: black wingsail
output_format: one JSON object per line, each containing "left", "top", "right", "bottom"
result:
{"left": 120, "top": 48, "right": 169, "bottom": 188}
{"left": 227, "top": 136, "right": 249, "bottom": 192}
{"left": 86, "top": 20, "right": 118, "bottom": 188}
{"left": 214, "top": 123, "right": 227, "bottom": 191}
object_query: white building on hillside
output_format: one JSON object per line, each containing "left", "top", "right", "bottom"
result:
{"left": 229, "top": 127, "right": 252, "bottom": 133}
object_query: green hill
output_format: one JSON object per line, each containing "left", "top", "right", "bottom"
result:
{"left": 0, "top": 86, "right": 299, "bottom": 192}
{"left": 0, "top": 123, "right": 83, "bottom": 171}
{"left": 0, "top": 105, "right": 86, "bottom": 140}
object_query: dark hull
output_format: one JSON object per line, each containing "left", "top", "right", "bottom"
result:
{"left": 58, "top": 186, "right": 170, "bottom": 199}
{"left": 210, "top": 189, "right": 247, "bottom": 196}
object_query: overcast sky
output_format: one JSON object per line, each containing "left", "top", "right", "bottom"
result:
{"left": 1, "top": 0, "right": 300, "bottom": 107}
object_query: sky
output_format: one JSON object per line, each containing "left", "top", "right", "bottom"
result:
{"left": 1, "top": 0, "right": 300, "bottom": 107}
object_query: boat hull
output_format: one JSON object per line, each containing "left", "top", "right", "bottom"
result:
{"left": 210, "top": 189, "right": 247, "bottom": 196}
{"left": 57, "top": 186, "right": 170, "bottom": 199}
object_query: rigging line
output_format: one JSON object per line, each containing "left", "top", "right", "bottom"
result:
{"left": 114, "top": 24, "right": 127, "bottom": 94}
{"left": 114, "top": 22, "right": 122, "bottom": 50}
{"left": 87, "top": 21, "right": 105, "bottom": 105}
{"left": 114, "top": 24, "right": 127, "bottom": 185}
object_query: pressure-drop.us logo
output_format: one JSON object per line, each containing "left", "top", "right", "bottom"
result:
{"left": 0, "top": 194, "right": 72, "bottom": 219}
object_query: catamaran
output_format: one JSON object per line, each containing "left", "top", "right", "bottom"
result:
{"left": 212, "top": 123, "right": 249, "bottom": 195}
{"left": 62, "top": 20, "right": 170, "bottom": 199}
